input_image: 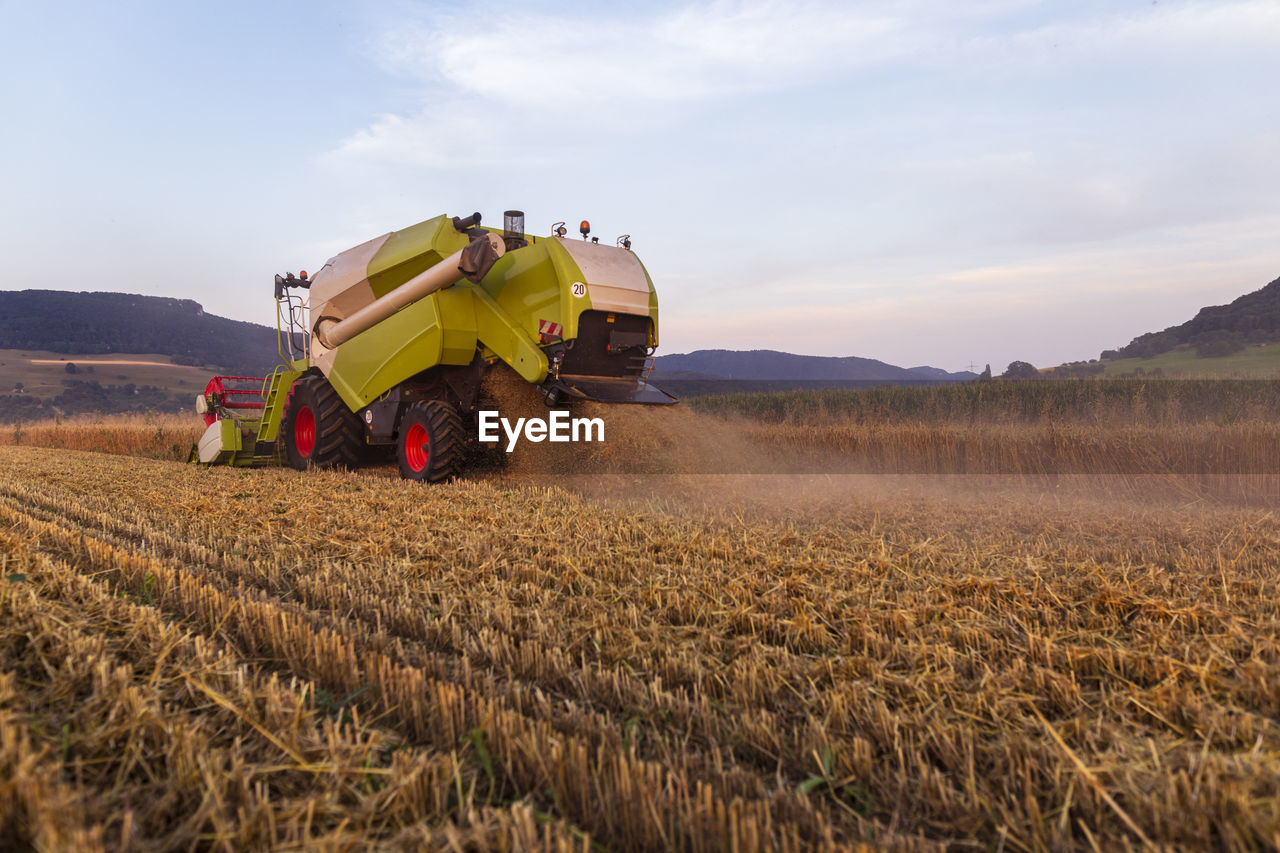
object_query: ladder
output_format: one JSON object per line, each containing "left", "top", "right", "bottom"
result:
{"left": 255, "top": 367, "right": 292, "bottom": 446}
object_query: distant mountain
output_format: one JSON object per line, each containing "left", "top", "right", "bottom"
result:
{"left": 652, "top": 349, "right": 974, "bottom": 383}
{"left": 905, "top": 365, "right": 962, "bottom": 381}
{"left": 1108, "top": 274, "right": 1280, "bottom": 360}
{"left": 0, "top": 291, "right": 975, "bottom": 399}
{"left": 0, "top": 290, "right": 278, "bottom": 375}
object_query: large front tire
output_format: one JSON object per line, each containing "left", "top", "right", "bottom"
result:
{"left": 281, "top": 373, "right": 363, "bottom": 470}
{"left": 396, "top": 400, "right": 464, "bottom": 483}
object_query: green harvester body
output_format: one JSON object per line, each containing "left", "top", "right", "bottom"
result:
{"left": 191, "top": 212, "right": 673, "bottom": 477}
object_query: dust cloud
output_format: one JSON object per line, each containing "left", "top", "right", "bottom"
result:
{"left": 476, "top": 369, "right": 1216, "bottom": 520}
{"left": 471, "top": 367, "right": 1280, "bottom": 525}
{"left": 475, "top": 367, "right": 777, "bottom": 477}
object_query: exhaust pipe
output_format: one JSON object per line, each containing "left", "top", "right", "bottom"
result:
{"left": 314, "top": 232, "right": 504, "bottom": 348}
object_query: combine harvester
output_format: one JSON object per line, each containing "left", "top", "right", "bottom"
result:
{"left": 192, "top": 211, "right": 675, "bottom": 482}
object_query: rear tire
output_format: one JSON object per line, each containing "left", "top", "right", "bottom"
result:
{"left": 281, "top": 372, "right": 363, "bottom": 470}
{"left": 396, "top": 400, "right": 464, "bottom": 482}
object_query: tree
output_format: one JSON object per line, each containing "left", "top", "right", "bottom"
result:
{"left": 64, "top": 362, "right": 78, "bottom": 375}
{"left": 1192, "top": 330, "right": 1246, "bottom": 358}
{"left": 1001, "top": 360, "right": 1038, "bottom": 380}
{"left": 977, "top": 364, "right": 992, "bottom": 382}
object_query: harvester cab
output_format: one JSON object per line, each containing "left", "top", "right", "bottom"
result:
{"left": 190, "top": 210, "right": 676, "bottom": 480}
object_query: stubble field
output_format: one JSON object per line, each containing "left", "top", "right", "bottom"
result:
{"left": 2, "top": 382, "right": 1279, "bottom": 851}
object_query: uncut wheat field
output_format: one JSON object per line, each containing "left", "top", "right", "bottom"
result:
{"left": 2, "top": 396, "right": 1279, "bottom": 851}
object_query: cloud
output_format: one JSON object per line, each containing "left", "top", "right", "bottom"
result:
{"left": 931, "top": 0, "right": 1280, "bottom": 78}
{"left": 328, "top": 0, "right": 942, "bottom": 167}
{"left": 331, "top": 0, "right": 1280, "bottom": 173}
{"left": 379, "top": 1, "right": 915, "bottom": 106}
{"left": 325, "top": 109, "right": 534, "bottom": 169}
{"left": 311, "top": 1, "right": 1280, "bottom": 369}
{"left": 375, "top": 0, "right": 1280, "bottom": 106}
{"left": 920, "top": 132, "right": 1280, "bottom": 247}
{"left": 658, "top": 210, "right": 1280, "bottom": 366}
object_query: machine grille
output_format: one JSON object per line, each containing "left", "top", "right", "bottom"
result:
{"left": 560, "top": 310, "right": 652, "bottom": 378}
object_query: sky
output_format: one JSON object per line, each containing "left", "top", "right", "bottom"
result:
{"left": 1, "top": 0, "right": 1277, "bottom": 373}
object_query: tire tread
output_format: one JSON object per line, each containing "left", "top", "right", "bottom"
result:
{"left": 397, "top": 400, "right": 464, "bottom": 482}
{"left": 281, "top": 372, "right": 363, "bottom": 470}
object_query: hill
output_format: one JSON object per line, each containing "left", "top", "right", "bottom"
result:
{"left": 0, "top": 290, "right": 280, "bottom": 422}
{"left": 652, "top": 349, "right": 973, "bottom": 395}
{"left": 0, "top": 290, "right": 278, "bottom": 375}
{"left": 1093, "top": 343, "right": 1280, "bottom": 379}
{"left": 1108, "top": 273, "right": 1280, "bottom": 360}
{"left": 0, "top": 291, "right": 977, "bottom": 416}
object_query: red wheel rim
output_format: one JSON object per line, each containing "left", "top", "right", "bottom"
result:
{"left": 294, "top": 405, "right": 316, "bottom": 457}
{"left": 404, "top": 422, "right": 429, "bottom": 472}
